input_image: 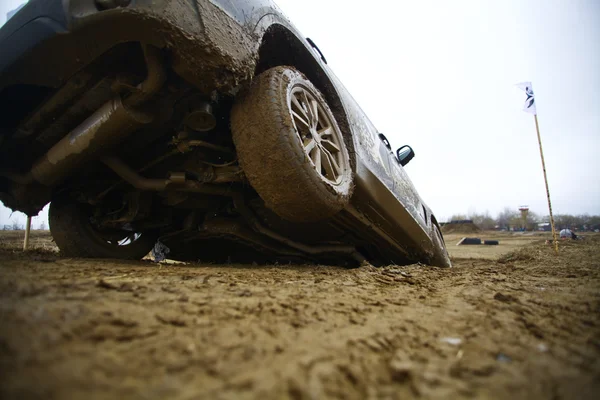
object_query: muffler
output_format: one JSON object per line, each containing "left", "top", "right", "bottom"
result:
{"left": 0, "top": 45, "right": 164, "bottom": 215}
{"left": 31, "top": 97, "right": 152, "bottom": 186}
{"left": 27, "top": 45, "right": 164, "bottom": 186}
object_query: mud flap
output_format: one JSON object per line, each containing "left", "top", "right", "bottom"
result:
{"left": 152, "top": 240, "right": 170, "bottom": 262}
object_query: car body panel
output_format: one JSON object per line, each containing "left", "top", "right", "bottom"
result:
{"left": 219, "top": 3, "right": 441, "bottom": 262}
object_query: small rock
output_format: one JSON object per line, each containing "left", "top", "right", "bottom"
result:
{"left": 389, "top": 360, "right": 413, "bottom": 382}
{"left": 97, "top": 279, "right": 118, "bottom": 290}
{"left": 440, "top": 337, "right": 462, "bottom": 346}
{"left": 537, "top": 343, "right": 548, "bottom": 352}
{"left": 496, "top": 353, "right": 511, "bottom": 363}
{"left": 494, "top": 292, "right": 519, "bottom": 303}
{"left": 155, "top": 314, "right": 187, "bottom": 327}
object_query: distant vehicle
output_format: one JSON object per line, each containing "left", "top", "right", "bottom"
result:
{"left": 0, "top": 0, "right": 450, "bottom": 267}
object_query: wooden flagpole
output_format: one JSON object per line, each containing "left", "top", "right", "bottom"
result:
{"left": 23, "top": 215, "right": 31, "bottom": 251}
{"left": 534, "top": 115, "right": 559, "bottom": 254}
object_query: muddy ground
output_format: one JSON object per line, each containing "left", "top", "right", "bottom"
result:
{"left": 0, "top": 231, "right": 599, "bottom": 399}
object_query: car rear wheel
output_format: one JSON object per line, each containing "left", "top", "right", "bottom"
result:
{"left": 49, "top": 196, "right": 157, "bottom": 259}
{"left": 231, "top": 66, "right": 353, "bottom": 222}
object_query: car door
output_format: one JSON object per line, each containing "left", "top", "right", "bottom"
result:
{"left": 388, "top": 145, "right": 428, "bottom": 230}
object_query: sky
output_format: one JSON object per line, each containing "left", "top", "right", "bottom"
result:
{"left": 1, "top": 0, "right": 599, "bottom": 227}
{"left": 272, "top": 0, "right": 600, "bottom": 221}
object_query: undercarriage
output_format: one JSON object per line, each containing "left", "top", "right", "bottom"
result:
{"left": 0, "top": 43, "right": 392, "bottom": 266}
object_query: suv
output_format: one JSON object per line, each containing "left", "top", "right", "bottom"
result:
{"left": 0, "top": 0, "right": 450, "bottom": 267}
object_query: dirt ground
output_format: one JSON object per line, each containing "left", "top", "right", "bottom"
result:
{"left": 441, "top": 222, "right": 481, "bottom": 235}
{"left": 443, "top": 231, "right": 552, "bottom": 260}
{"left": 1, "top": 230, "right": 599, "bottom": 400}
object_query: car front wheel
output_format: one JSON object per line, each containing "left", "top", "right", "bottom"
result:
{"left": 231, "top": 66, "right": 353, "bottom": 222}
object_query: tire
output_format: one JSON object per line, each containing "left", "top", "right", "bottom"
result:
{"left": 231, "top": 66, "right": 353, "bottom": 222}
{"left": 460, "top": 237, "right": 482, "bottom": 245}
{"left": 49, "top": 197, "right": 157, "bottom": 259}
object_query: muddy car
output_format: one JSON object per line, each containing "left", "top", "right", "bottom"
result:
{"left": 0, "top": 0, "right": 450, "bottom": 267}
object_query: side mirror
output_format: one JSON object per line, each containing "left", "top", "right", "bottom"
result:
{"left": 396, "top": 145, "right": 415, "bottom": 166}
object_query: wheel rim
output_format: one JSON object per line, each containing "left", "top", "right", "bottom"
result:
{"left": 289, "top": 85, "right": 349, "bottom": 185}
{"left": 92, "top": 226, "right": 145, "bottom": 248}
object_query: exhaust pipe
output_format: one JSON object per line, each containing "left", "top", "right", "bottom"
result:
{"left": 102, "top": 156, "right": 235, "bottom": 196}
{"left": 31, "top": 97, "right": 152, "bottom": 186}
{"left": 0, "top": 45, "right": 164, "bottom": 187}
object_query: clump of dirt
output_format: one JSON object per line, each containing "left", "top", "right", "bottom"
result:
{"left": 442, "top": 222, "right": 482, "bottom": 234}
{"left": 497, "top": 247, "right": 537, "bottom": 263}
{"left": 498, "top": 236, "right": 597, "bottom": 267}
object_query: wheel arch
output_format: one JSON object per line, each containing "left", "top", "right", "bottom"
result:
{"left": 254, "top": 23, "right": 356, "bottom": 169}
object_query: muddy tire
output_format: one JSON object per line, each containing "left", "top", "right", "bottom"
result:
{"left": 49, "top": 197, "right": 157, "bottom": 259}
{"left": 231, "top": 66, "right": 353, "bottom": 222}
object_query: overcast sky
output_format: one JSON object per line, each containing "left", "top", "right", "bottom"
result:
{"left": 1, "top": 0, "right": 599, "bottom": 227}
{"left": 274, "top": 0, "right": 600, "bottom": 221}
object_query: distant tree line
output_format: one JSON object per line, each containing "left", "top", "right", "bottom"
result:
{"left": 1, "top": 220, "right": 47, "bottom": 231}
{"left": 448, "top": 208, "right": 600, "bottom": 231}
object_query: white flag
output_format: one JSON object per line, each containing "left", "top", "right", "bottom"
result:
{"left": 516, "top": 82, "right": 537, "bottom": 115}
